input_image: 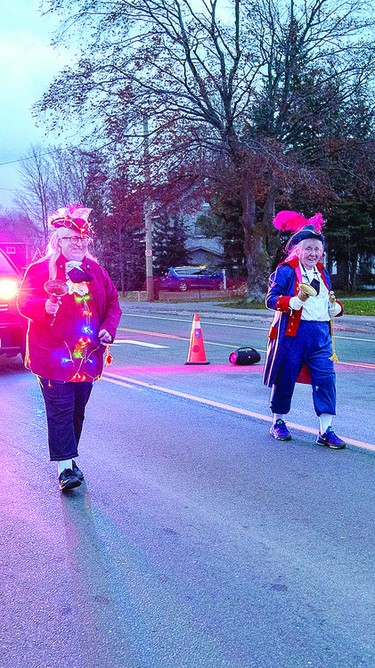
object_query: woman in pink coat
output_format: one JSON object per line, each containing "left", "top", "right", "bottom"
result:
{"left": 18, "top": 205, "right": 122, "bottom": 491}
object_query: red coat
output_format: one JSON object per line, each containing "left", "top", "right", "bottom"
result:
{"left": 18, "top": 254, "right": 122, "bottom": 382}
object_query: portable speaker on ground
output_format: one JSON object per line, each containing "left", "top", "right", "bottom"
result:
{"left": 229, "top": 347, "right": 261, "bottom": 365}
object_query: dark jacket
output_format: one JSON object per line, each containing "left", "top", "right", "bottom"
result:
{"left": 18, "top": 254, "right": 122, "bottom": 382}
{"left": 262, "top": 257, "right": 342, "bottom": 387}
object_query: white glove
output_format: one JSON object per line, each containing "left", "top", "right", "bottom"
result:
{"left": 328, "top": 291, "right": 342, "bottom": 317}
{"left": 328, "top": 301, "right": 342, "bottom": 317}
{"left": 289, "top": 296, "right": 305, "bottom": 311}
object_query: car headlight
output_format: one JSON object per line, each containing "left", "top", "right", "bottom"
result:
{"left": 0, "top": 278, "right": 19, "bottom": 300}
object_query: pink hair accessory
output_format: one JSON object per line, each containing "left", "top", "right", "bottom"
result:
{"left": 273, "top": 210, "right": 325, "bottom": 233}
{"left": 272, "top": 210, "right": 308, "bottom": 232}
{"left": 48, "top": 205, "right": 94, "bottom": 235}
{"left": 307, "top": 212, "right": 325, "bottom": 232}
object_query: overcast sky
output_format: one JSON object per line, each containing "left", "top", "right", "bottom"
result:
{"left": 0, "top": 0, "right": 69, "bottom": 210}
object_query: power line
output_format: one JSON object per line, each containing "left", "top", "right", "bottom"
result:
{"left": 0, "top": 146, "right": 74, "bottom": 168}
{"left": 0, "top": 153, "right": 51, "bottom": 167}
{"left": 0, "top": 158, "right": 25, "bottom": 166}
{"left": 0, "top": 141, "right": 111, "bottom": 168}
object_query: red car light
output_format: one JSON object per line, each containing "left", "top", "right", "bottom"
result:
{"left": 0, "top": 278, "right": 19, "bottom": 300}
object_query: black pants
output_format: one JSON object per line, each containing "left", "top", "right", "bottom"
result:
{"left": 38, "top": 378, "right": 93, "bottom": 461}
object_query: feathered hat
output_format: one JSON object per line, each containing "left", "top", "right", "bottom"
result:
{"left": 273, "top": 210, "right": 325, "bottom": 250}
{"left": 48, "top": 205, "right": 94, "bottom": 236}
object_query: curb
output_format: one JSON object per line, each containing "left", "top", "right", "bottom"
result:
{"left": 120, "top": 300, "right": 375, "bottom": 336}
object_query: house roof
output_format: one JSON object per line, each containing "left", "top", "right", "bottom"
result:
{"left": 185, "top": 237, "right": 223, "bottom": 256}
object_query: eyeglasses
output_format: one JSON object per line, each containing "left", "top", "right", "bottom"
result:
{"left": 62, "top": 236, "right": 90, "bottom": 246}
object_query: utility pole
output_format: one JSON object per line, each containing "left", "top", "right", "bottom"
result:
{"left": 143, "top": 115, "right": 154, "bottom": 302}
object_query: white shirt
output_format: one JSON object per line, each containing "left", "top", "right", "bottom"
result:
{"left": 299, "top": 265, "right": 330, "bottom": 321}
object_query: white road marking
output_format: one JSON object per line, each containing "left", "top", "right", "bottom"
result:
{"left": 103, "top": 377, "right": 139, "bottom": 389}
{"left": 117, "top": 327, "right": 375, "bottom": 365}
{"left": 123, "top": 313, "right": 375, "bottom": 342}
{"left": 103, "top": 371, "right": 375, "bottom": 453}
{"left": 123, "top": 313, "right": 269, "bottom": 331}
{"left": 112, "top": 339, "right": 168, "bottom": 348}
{"left": 118, "top": 326, "right": 265, "bottom": 350}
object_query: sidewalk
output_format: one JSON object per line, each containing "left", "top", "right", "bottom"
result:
{"left": 120, "top": 298, "right": 375, "bottom": 336}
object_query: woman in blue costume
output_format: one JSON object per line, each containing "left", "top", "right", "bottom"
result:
{"left": 263, "top": 210, "right": 346, "bottom": 449}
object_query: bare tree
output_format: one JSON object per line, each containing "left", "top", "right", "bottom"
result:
{"left": 38, "top": 0, "right": 375, "bottom": 298}
{"left": 17, "top": 145, "right": 107, "bottom": 242}
{"left": 17, "top": 145, "right": 51, "bottom": 242}
{"left": 247, "top": 0, "right": 375, "bottom": 210}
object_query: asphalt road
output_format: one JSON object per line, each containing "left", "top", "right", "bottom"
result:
{"left": 0, "top": 304, "right": 374, "bottom": 668}
{"left": 112, "top": 302, "right": 375, "bottom": 450}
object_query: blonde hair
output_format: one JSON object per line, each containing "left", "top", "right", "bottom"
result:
{"left": 43, "top": 227, "right": 96, "bottom": 280}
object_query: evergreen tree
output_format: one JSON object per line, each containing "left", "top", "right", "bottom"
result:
{"left": 36, "top": 1, "right": 375, "bottom": 295}
{"left": 152, "top": 214, "right": 188, "bottom": 274}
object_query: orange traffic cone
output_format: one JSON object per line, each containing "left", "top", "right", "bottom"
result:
{"left": 185, "top": 313, "right": 209, "bottom": 365}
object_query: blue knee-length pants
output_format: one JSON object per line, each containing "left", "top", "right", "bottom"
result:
{"left": 270, "top": 320, "right": 336, "bottom": 416}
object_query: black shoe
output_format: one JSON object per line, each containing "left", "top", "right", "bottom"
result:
{"left": 59, "top": 468, "right": 81, "bottom": 492}
{"left": 72, "top": 460, "right": 84, "bottom": 481}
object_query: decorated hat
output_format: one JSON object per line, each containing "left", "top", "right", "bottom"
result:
{"left": 286, "top": 224, "right": 324, "bottom": 249}
{"left": 273, "top": 210, "right": 325, "bottom": 251}
{"left": 48, "top": 205, "right": 94, "bottom": 235}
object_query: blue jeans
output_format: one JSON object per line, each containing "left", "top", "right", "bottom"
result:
{"left": 38, "top": 378, "right": 93, "bottom": 461}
